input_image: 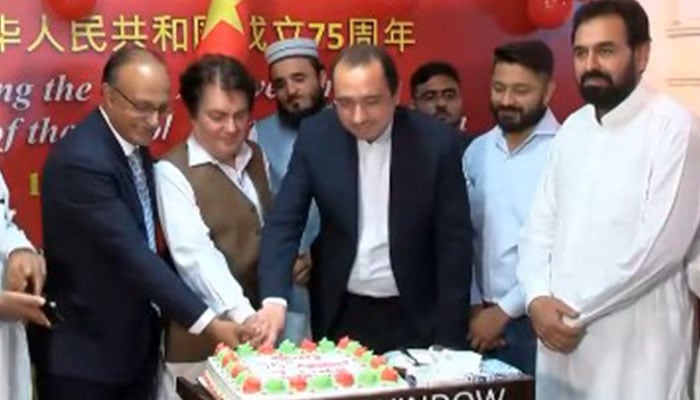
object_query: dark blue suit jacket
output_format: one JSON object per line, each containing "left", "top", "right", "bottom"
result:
{"left": 259, "top": 106, "right": 472, "bottom": 348}
{"left": 32, "top": 110, "right": 207, "bottom": 384}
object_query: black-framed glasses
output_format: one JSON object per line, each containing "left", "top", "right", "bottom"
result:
{"left": 110, "top": 85, "right": 171, "bottom": 119}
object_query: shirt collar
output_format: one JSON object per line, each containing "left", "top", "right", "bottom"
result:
{"left": 495, "top": 107, "right": 560, "bottom": 153}
{"left": 598, "top": 83, "right": 649, "bottom": 129}
{"left": 99, "top": 106, "right": 138, "bottom": 157}
{"left": 529, "top": 108, "right": 560, "bottom": 138}
{"left": 358, "top": 121, "right": 393, "bottom": 148}
{"left": 187, "top": 135, "right": 253, "bottom": 172}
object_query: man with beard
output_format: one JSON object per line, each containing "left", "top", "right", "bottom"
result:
{"left": 410, "top": 61, "right": 466, "bottom": 131}
{"left": 462, "top": 40, "right": 558, "bottom": 375}
{"left": 252, "top": 38, "right": 324, "bottom": 343}
{"left": 517, "top": 1, "right": 700, "bottom": 398}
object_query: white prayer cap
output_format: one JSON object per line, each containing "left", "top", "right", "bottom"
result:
{"left": 264, "top": 37, "right": 319, "bottom": 66}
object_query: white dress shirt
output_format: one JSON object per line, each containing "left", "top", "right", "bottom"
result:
{"left": 99, "top": 108, "right": 215, "bottom": 334}
{"left": 0, "top": 171, "right": 35, "bottom": 400}
{"left": 517, "top": 85, "right": 700, "bottom": 399}
{"left": 155, "top": 135, "right": 260, "bottom": 324}
{"left": 346, "top": 123, "right": 399, "bottom": 297}
{"left": 463, "top": 109, "right": 559, "bottom": 317}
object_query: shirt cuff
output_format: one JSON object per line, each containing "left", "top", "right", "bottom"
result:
{"left": 470, "top": 279, "right": 483, "bottom": 306}
{"left": 2, "top": 240, "right": 34, "bottom": 261}
{"left": 188, "top": 308, "right": 216, "bottom": 335}
{"left": 525, "top": 289, "right": 551, "bottom": 316}
{"left": 226, "top": 303, "right": 256, "bottom": 324}
{"left": 497, "top": 287, "right": 526, "bottom": 319}
{"left": 262, "top": 297, "right": 287, "bottom": 308}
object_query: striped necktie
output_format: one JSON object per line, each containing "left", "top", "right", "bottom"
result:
{"left": 127, "top": 149, "right": 156, "bottom": 252}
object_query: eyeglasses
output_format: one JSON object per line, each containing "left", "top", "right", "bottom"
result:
{"left": 110, "top": 85, "right": 172, "bottom": 119}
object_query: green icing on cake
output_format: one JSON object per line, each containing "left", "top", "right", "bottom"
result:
{"left": 278, "top": 339, "right": 297, "bottom": 355}
{"left": 263, "top": 378, "right": 287, "bottom": 394}
{"left": 309, "top": 374, "right": 334, "bottom": 391}
{"left": 234, "top": 371, "right": 250, "bottom": 386}
{"left": 360, "top": 350, "right": 374, "bottom": 364}
{"left": 225, "top": 362, "right": 235, "bottom": 373}
{"left": 317, "top": 337, "right": 336, "bottom": 353}
{"left": 235, "top": 342, "right": 256, "bottom": 357}
{"left": 344, "top": 340, "right": 361, "bottom": 354}
{"left": 357, "top": 368, "right": 379, "bottom": 387}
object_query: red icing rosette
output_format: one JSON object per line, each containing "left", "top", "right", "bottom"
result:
{"left": 335, "top": 369, "right": 355, "bottom": 387}
{"left": 370, "top": 355, "right": 387, "bottom": 368}
{"left": 300, "top": 338, "right": 317, "bottom": 352}
{"left": 221, "top": 351, "right": 237, "bottom": 367}
{"left": 229, "top": 363, "right": 246, "bottom": 379}
{"left": 258, "top": 343, "right": 276, "bottom": 355}
{"left": 337, "top": 336, "right": 351, "bottom": 349}
{"left": 353, "top": 346, "right": 367, "bottom": 357}
{"left": 288, "top": 375, "right": 308, "bottom": 392}
{"left": 214, "top": 342, "right": 228, "bottom": 353}
{"left": 380, "top": 367, "right": 399, "bottom": 382}
{"left": 242, "top": 376, "right": 262, "bottom": 393}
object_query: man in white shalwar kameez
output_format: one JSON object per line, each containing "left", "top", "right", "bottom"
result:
{"left": 517, "top": 2, "right": 700, "bottom": 399}
{"left": 0, "top": 170, "right": 50, "bottom": 400}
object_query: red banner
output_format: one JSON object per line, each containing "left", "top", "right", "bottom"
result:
{"left": 0, "top": 0, "right": 582, "bottom": 243}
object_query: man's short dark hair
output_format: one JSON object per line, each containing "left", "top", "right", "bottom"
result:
{"left": 409, "top": 61, "right": 461, "bottom": 99}
{"left": 331, "top": 44, "right": 399, "bottom": 96}
{"left": 179, "top": 54, "right": 257, "bottom": 117}
{"left": 572, "top": 0, "right": 651, "bottom": 48}
{"left": 493, "top": 40, "right": 554, "bottom": 78}
{"left": 101, "top": 45, "right": 165, "bottom": 85}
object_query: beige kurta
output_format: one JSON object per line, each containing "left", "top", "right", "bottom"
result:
{"left": 517, "top": 84, "right": 700, "bottom": 400}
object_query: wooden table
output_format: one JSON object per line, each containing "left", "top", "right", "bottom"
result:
{"left": 177, "top": 376, "right": 534, "bottom": 400}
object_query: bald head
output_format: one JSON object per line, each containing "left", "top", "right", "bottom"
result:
{"left": 102, "top": 46, "right": 166, "bottom": 86}
{"left": 101, "top": 46, "right": 171, "bottom": 147}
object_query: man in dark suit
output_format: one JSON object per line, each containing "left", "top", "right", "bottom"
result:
{"left": 31, "top": 47, "right": 252, "bottom": 400}
{"left": 257, "top": 44, "right": 472, "bottom": 353}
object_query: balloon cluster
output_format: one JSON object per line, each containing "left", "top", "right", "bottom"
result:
{"left": 45, "top": 0, "right": 97, "bottom": 21}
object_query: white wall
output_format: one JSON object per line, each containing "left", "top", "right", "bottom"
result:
{"left": 640, "top": 0, "right": 700, "bottom": 114}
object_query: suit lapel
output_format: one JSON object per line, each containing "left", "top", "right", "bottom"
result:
{"left": 94, "top": 111, "right": 149, "bottom": 230}
{"left": 389, "top": 108, "right": 418, "bottom": 260}
{"left": 338, "top": 123, "right": 359, "bottom": 245}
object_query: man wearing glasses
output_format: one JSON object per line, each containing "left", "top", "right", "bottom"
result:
{"left": 155, "top": 54, "right": 271, "bottom": 398}
{"left": 410, "top": 61, "right": 466, "bottom": 131}
{"left": 33, "top": 47, "right": 252, "bottom": 400}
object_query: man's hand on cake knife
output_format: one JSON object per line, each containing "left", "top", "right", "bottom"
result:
{"left": 243, "top": 313, "right": 270, "bottom": 348}
{"left": 204, "top": 318, "right": 255, "bottom": 349}
{"left": 258, "top": 301, "right": 286, "bottom": 347}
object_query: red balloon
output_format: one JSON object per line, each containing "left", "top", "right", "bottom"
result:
{"left": 45, "top": 0, "right": 97, "bottom": 21}
{"left": 527, "top": 0, "right": 574, "bottom": 29}
{"left": 476, "top": 0, "right": 538, "bottom": 36}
